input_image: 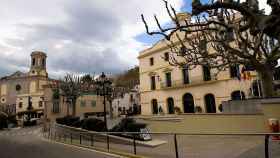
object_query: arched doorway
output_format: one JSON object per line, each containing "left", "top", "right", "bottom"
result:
{"left": 204, "top": 94, "right": 216, "bottom": 113}
{"left": 183, "top": 93, "right": 194, "bottom": 113}
{"left": 231, "top": 91, "right": 245, "bottom": 100}
{"left": 151, "top": 99, "right": 158, "bottom": 114}
{"left": 167, "top": 97, "right": 175, "bottom": 114}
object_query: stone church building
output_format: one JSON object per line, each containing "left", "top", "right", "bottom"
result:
{"left": 0, "top": 51, "right": 51, "bottom": 120}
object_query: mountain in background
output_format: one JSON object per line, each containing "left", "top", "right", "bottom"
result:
{"left": 113, "top": 66, "right": 139, "bottom": 89}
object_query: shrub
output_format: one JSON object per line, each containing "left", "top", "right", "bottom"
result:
{"left": 174, "top": 106, "right": 182, "bottom": 114}
{"left": 81, "top": 118, "right": 105, "bottom": 132}
{"left": 7, "top": 115, "right": 17, "bottom": 125}
{"left": 0, "top": 115, "right": 7, "bottom": 129}
{"left": 23, "top": 120, "right": 37, "bottom": 126}
{"left": 72, "top": 120, "right": 84, "bottom": 128}
{"left": 110, "top": 118, "right": 146, "bottom": 132}
{"left": 195, "top": 106, "right": 203, "bottom": 113}
{"left": 126, "top": 123, "right": 146, "bottom": 132}
{"left": 56, "top": 116, "right": 80, "bottom": 126}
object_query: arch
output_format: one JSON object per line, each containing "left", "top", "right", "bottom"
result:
{"left": 183, "top": 93, "right": 194, "bottom": 113}
{"left": 204, "top": 93, "right": 216, "bottom": 113}
{"left": 151, "top": 99, "right": 158, "bottom": 114}
{"left": 231, "top": 91, "right": 245, "bottom": 100}
{"left": 167, "top": 97, "right": 175, "bottom": 114}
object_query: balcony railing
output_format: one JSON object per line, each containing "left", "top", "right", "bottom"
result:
{"left": 160, "top": 75, "right": 220, "bottom": 89}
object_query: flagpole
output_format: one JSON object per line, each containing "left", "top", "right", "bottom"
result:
{"left": 257, "top": 73, "right": 261, "bottom": 98}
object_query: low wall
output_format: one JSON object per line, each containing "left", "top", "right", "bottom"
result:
{"left": 136, "top": 114, "right": 267, "bottom": 133}
{"left": 136, "top": 99, "right": 280, "bottom": 133}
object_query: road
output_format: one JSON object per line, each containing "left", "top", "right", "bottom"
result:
{"left": 0, "top": 126, "right": 120, "bottom": 158}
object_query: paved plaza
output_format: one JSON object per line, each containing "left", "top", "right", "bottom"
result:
{"left": 52, "top": 126, "right": 280, "bottom": 158}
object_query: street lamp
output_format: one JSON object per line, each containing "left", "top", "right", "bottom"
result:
{"left": 95, "top": 72, "right": 112, "bottom": 131}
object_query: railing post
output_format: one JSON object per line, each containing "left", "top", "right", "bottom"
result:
{"left": 174, "top": 134, "right": 179, "bottom": 158}
{"left": 91, "top": 135, "right": 94, "bottom": 146}
{"left": 133, "top": 134, "right": 137, "bottom": 155}
{"left": 48, "top": 128, "right": 50, "bottom": 139}
{"left": 80, "top": 134, "right": 82, "bottom": 144}
{"left": 107, "top": 133, "right": 110, "bottom": 152}
{"left": 265, "top": 135, "right": 269, "bottom": 158}
{"left": 54, "top": 131, "right": 56, "bottom": 140}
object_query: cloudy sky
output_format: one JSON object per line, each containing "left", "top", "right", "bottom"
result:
{"left": 0, "top": 0, "right": 270, "bottom": 78}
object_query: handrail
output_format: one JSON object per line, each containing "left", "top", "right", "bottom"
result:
{"left": 54, "top": 124, "right": 280, "bottom": 135}
{"left": 49, "top": 124, "right": 278, "bottom": 158}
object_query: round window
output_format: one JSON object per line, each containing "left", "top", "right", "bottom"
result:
{"left": 1, "top": 97, "right": 6, "bottom": 103}
{"left": 16, "top": 84, "right": 21, "bottom": 91}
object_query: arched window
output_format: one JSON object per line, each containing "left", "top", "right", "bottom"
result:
{"left": 182, "top": 93, "right": 194, "bottom": 113}
{"left": 204, "top": 93, "right": 216, "bottom": 113}
{"left": 32, "top": 58, "right": 36, "bottom": 66}
{"left": 167, "top": 97, "right": 175, "bottom": 114}
{"left": 151, "top": 99, "right": 158, "bottom": 114}
{"left": 231, "top": 91, "right": 245, "bottom": 100}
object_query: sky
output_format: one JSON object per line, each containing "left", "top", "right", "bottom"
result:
{"left": 0, "top": 0, "right": 271, "bottom": 78}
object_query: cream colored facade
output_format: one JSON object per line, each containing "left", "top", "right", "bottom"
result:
{"left": 0, "top": 51, "right": 50, "bottom": 118}
{"left": 43, "top": 84, "right": 110, "bottom": 122}
{"left": 138, "top": 14, "right": 259, "bottom": 115}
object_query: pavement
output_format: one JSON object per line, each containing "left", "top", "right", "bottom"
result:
{"left": 0, "top": 126, "right": 122, "bottom": 158}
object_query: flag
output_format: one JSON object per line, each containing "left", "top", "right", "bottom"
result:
{"left": 241, "top": 66, "right": 252, "bottom": 80}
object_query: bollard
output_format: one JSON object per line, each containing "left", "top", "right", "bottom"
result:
{"left": 133, "top": 134, "right": 137, "bottom": 155}
{"left": 107, "top": 133, "right": 110, "bottom": 152}
{"left": 174, "top": 134, "right": 179, "bottom": 158}
{"left": 80, "top": 134, "right": 82, "bottom": 144}
{"left": 91, "top": 135, "right": 94, "bottom": 146}
{"left": 265, "top": 135, "right": 269, "bottom": 158}
{"left": 70, "top": 133, "right": 72, "bottom": 144}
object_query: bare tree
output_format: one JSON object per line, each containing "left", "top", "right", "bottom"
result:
{"left": 141, "top": 0, "right": 280, "bottom": 97}
{"left": 59, "top": 74, "right": 82, "bottom": 116}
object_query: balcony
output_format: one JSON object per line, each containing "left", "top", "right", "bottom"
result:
{"left": 160, "top": 75, "right": 223, "bottom": 89}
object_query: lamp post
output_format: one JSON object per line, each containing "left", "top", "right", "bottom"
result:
{"left": 95, "top": 72, "right": 112, "bottom": 131}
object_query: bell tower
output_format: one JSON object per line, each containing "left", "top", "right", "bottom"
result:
{"left": 29, "top": 51, "right": 48, "bottom": 77}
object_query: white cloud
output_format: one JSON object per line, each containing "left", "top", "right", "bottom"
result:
{"left": 0, "top": 0, "right": 185, "bottom": 78}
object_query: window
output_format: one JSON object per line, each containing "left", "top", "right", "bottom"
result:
{"left": 150, "top": 76, "right": 156, "bottom": 90}
{"left": 32, "top": 58, "right": 36, "bottom": 66}
{"left": 165, "top": 72, "right": 172, "bottom": 87}
{"left": 230, "top": 65, "right": 239, "bottom": 78}
{"left": 202, "top": 65, "right": 211, "bottom": 81}
{"left": 130, "top": 94, "right": 134, "bottom": 102}
{"left": 182, "top": 67, "right": 190, "bottom": 84}
{"left": 52, "top": 100, "right": 60, "bottom": 113}
{"left": 274, "top": 68, "right": 280, "bottom": 80}
{"left": 150, "top": 57, "right": 154, "bottom": 66}
{"left": 15, "top": 84, "right": 21, "bottom": 91}
{"left": 42, "top": 58, "right": 45, "bottom": 66}
{"left": 80, "top": 100, "right": 86, "bottom": 107}
{"left": 164, "top": 52, "right": 169, "bottom": 61}
{"left": 39, "top": 101, "right": 43, "bottom": 107}
{"left": 91, "top": 100, "right": 96, "bottom": 107}
{"left": 18, "top": 102, "right": 23, "bottom": 108}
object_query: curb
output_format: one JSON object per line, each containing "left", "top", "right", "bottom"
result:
{"left": 42, "top": 136, "right": 148, "bottom": 158}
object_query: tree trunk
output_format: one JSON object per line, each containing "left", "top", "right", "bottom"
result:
{"left": 72, "top": 98, "right": 76, "bottom": 116}
{"left": 258, "top": 66, "right": 274, "bottom": 98}
{"left": 109, "top": 100, "right": 113, "bottom": 119}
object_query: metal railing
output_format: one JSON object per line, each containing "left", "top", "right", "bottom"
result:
{"left": 43, "top": 125, "right": 280, "bottom": 158}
